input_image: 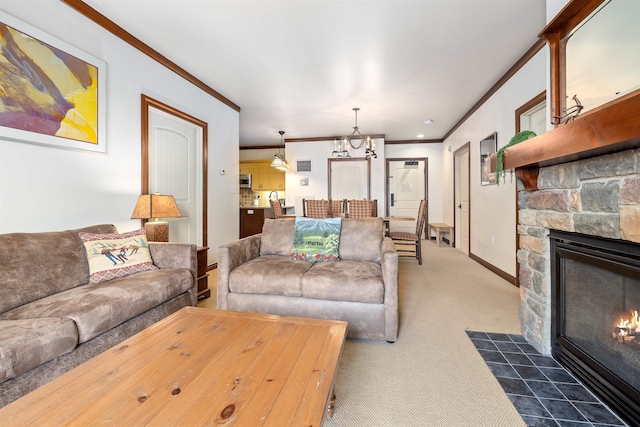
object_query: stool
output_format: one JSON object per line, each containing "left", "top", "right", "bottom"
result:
{"left": 428, "top": 223, "right": 453, "bottom": 247}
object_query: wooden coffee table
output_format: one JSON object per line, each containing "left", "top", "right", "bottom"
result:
{"left": 0, "top": 307, "right": 347, "bottom": 426}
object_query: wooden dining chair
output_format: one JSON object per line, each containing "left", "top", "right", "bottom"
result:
{"left": 270, "top": 199, "right": 284, "bottom": 218}
{"left": 389, "top": 199, "right": 427, "bottom": 265}
{"left": 330, "top": 199, "right": 346, "bottom": 217}
{"left": 346, "top": 199, "right": 377, "bottom": 218}
{"left": 302, "top": 199, "right": 331, "bottom": 218}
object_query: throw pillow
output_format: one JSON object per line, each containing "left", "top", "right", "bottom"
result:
{"left": 79, "top": 228, "right": 158, "bottom": 284}
{"left": 290, "top": 217, "right": 341, "bottom": 262}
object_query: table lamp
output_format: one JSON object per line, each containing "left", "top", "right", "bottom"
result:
{"left": 131, "top": 193, "right": 182, "bottom": 242}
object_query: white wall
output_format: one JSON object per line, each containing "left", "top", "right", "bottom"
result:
{"left": 239, "top": 149, "right": 273, "bottom": 161}
{"left": 0, "top": 1, "right": 239, "bottom": 264}
{"left": 441, "top": 50, "right": 546, "bottom": 277}
{"left": 284, "top": 139, "right": 385, "bottom": 214}
{"left": 385, "top": 143, "right": 444, "bottom": 223}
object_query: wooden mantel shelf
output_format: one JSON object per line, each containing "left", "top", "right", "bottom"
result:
{"left": 491, "top": 90, "right": 640, "bottom": 190}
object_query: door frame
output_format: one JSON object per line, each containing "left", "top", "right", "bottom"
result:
{"left": 141, "top": 94, "right": 209, "bottom": 246}
{"left": 385, "top": 157, "right": 428, "bottom": 236}
{"left": 453, "top": 143, "right": 470, "bottom": 253}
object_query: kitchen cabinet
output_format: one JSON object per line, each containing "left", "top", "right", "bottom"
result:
{"left": 240, "top": 161, "right": 285, "bottom": 190}
{"left": 240, "top": 207, "right": 265, "bottom": 238}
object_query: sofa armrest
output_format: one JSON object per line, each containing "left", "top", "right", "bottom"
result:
{"left": 149, "top": 243, "right": 198, "bottom": 305}
{"left": 217, "top": 234, "right": 262, "bottom": 309}
{"left": 381, "top": 237, "right": 399, "bottom": 342}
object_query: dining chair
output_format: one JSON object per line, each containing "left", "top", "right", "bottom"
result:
{"left": 330, "top": 199, "right": 346, "bottom": 218}
{"left": 389, "top": 199, "right": 427, "bottom": 265}
{"left": 346, "top": 199, "right": 377, "bottom": 218}
{"left": 270, "top": 199, "right": 284, "bottom": 218}
{"left": 302, "top": 199, "right": 331, "bottom": 218}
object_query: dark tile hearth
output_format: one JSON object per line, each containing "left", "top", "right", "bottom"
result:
{"left": 466, "top": 331, "right": 628, "bottom": 427}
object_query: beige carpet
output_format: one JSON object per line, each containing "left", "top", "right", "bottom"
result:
{"left": 200, "top": 241, "right": 526, "bottom": 426}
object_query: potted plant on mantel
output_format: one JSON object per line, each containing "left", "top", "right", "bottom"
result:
{"left": 496, "top": 130, "right": 537, "bottom": 185}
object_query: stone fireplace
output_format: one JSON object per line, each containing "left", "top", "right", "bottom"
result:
{"left": 517, "top": 148, "right": 640, "bottom": 353}
{"left": 516, "top": 148, "right": 640, "bottom": 424}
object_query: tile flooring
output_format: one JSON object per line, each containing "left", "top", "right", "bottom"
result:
{"left": 466, "top": 331, "right": 628, "bottom": 427}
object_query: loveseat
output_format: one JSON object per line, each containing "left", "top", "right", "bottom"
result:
{"left": 217, "top": 217, "right": 399, "bottom": 341}
{"left": 0, "top": 224, "right": 197, "bottom": 407}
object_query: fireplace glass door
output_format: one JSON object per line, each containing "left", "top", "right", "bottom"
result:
{"left": 551, "top": 231, "right": 640, "bottom": 425}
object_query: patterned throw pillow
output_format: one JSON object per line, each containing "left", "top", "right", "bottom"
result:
{"left": 290, "top": 217, "right": 341, "bottom": 262}
{"left": 79, "top": 228, "right": 158, "bottom": 284}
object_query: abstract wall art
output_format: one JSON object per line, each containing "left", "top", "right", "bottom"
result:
{"left": 0, "top": 12, "right": 106, "bottom": 152}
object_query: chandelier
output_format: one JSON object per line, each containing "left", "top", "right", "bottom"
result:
{"left": 270, "top": 130, "right": 290, "bottom": 171}
{"left": 332, "top": 107, "right": 377, "bottom": 159}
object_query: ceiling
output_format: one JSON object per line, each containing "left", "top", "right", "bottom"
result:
{"left": 83, "top": 0, "right": 547, "bottom": 147}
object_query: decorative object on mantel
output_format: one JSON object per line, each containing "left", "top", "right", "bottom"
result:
{"left": 131, "top": 193, "right": 182, "bottom": 242}
{"left": 332, "top": 107, "right": 377, "bottom": 159}
{"left": 554, "top": 94, "right": 584, "bottom": 125}
{"left": 496, "top": 130, "right": 536, "bottom": 185}
{"left": 270, "top": 130, "right": 290, "bottom": 172}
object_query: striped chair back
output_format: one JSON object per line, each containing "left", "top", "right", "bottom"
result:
{"left": 303, "top": 199, "right": 331, "bottom": 218}
{"left": 270, "top": 199, "right": 283, "bottom": 218}
{"left": 330, "top": 199, "right": 346, "bottom": 217}
{"left": 347, "top": 199, "right": 377, "bottom": 219}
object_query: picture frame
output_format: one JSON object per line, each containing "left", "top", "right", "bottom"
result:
{"left": 480, "top": 132, "right": 497, "bottom": 185}
{"left": 0, "top": 12, "right": 107, "bottom": 153}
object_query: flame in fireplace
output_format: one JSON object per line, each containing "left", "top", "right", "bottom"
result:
{"left": 613, "top": 310, "right": 640, "bottom": 343}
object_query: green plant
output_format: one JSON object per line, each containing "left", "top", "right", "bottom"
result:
{"left": 496, "top": 130, "right": 536, "bottom": 185}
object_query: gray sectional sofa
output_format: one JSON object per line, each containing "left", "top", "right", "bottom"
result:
{"left": 0, "top": 224, "right": 197, "bottom": 407}
{"left": 217, "top": 217, "right": 399, "bottom": 342}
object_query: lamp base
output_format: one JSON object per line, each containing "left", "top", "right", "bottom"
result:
{"left": 145, "top": 221, "right": 169, "bottom": 242}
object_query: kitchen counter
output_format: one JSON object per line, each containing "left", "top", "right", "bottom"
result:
{"left": 239, "top": 205, "right": 295, "bottom": 238}
{"left": 239, "top": 205, "right": 294, "bottom": 210}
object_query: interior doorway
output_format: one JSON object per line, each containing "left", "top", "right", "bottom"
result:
{"left": 141, "top": 95, "right": 208, "bottom": 246}
{"left": 454, "top": 144, "right": 470, "bottom": 255}
{"left": 386, "top": 158, "right": 428, "bottom": 235}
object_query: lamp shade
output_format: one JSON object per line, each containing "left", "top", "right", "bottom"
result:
{"left": 270, "top": 155, "right": 284, "bottom": 168}
{"left": 131, "top": 194, "right": 182, "bottom": 220}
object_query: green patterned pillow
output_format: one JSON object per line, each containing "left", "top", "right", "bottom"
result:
{"left": 290, "top": 217, "right": 341, "bottom": 262}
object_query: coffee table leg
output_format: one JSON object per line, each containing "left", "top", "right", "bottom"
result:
{"left": 326, "top": 392, "right": 337, "bottom": 419}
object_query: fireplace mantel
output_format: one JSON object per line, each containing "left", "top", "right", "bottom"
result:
{"left": 491, "top": 90, "right": 640, "bottom": 190}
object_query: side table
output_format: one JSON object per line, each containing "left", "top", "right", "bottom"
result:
{"left": 196, "top": 246, "right": 210, "bottom": 299}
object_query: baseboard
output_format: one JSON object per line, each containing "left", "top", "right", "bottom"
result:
{"left": 469, "top": 253, "right": 517, "bottom": 287}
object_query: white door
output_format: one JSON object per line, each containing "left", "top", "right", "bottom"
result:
{"left": 388, "top": 159, "right": 426, "bottom": 234}
{"left": 455, "top": 147, "right": 470, "bottom": 254}
{"left": 148, "top": 107, "right": 202, "bottom": 245}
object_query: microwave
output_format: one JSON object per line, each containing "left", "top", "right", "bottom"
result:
{"left": 239, "top": 174, "right": 252, "bottom": 189}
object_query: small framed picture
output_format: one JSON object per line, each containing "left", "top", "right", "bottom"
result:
{"left": 300, "top": 177, "right": 309, "bottom": 186}
{"left": 480, "top": 132, "right": 497, "bottom": 186}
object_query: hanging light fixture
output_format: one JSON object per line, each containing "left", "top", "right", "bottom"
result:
{"left": 332, "top": 107, "right": 377, "bottom": 159}
{"left": 270, "top": 130, "right": 290, "bottom": 171}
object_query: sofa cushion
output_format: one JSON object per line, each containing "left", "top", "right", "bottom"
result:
{"left": 290, "top": 217, "right": 341, "bottom": 262}
{"left": 301, "top": 260, "right": 384, "bottom": 304}
{"left": 0, "top": 268, "right": 192, "bottom": 343}
{"left": 338, "top": 218, "right": 384, "bottom": 263}
{"left": 260, "top": 218, "right": 295, "bottom": 256}
{"left": 0, "top": 224, "right": 117, "bottom": 314}
{"left": 79, "top": 228, "right": 158, "bottom": 284}
{"left": 0, "top": 318, "right": 78, "bottom": 383}
{"left": 229, "top": 255, "right": 312, "bottom": 297}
